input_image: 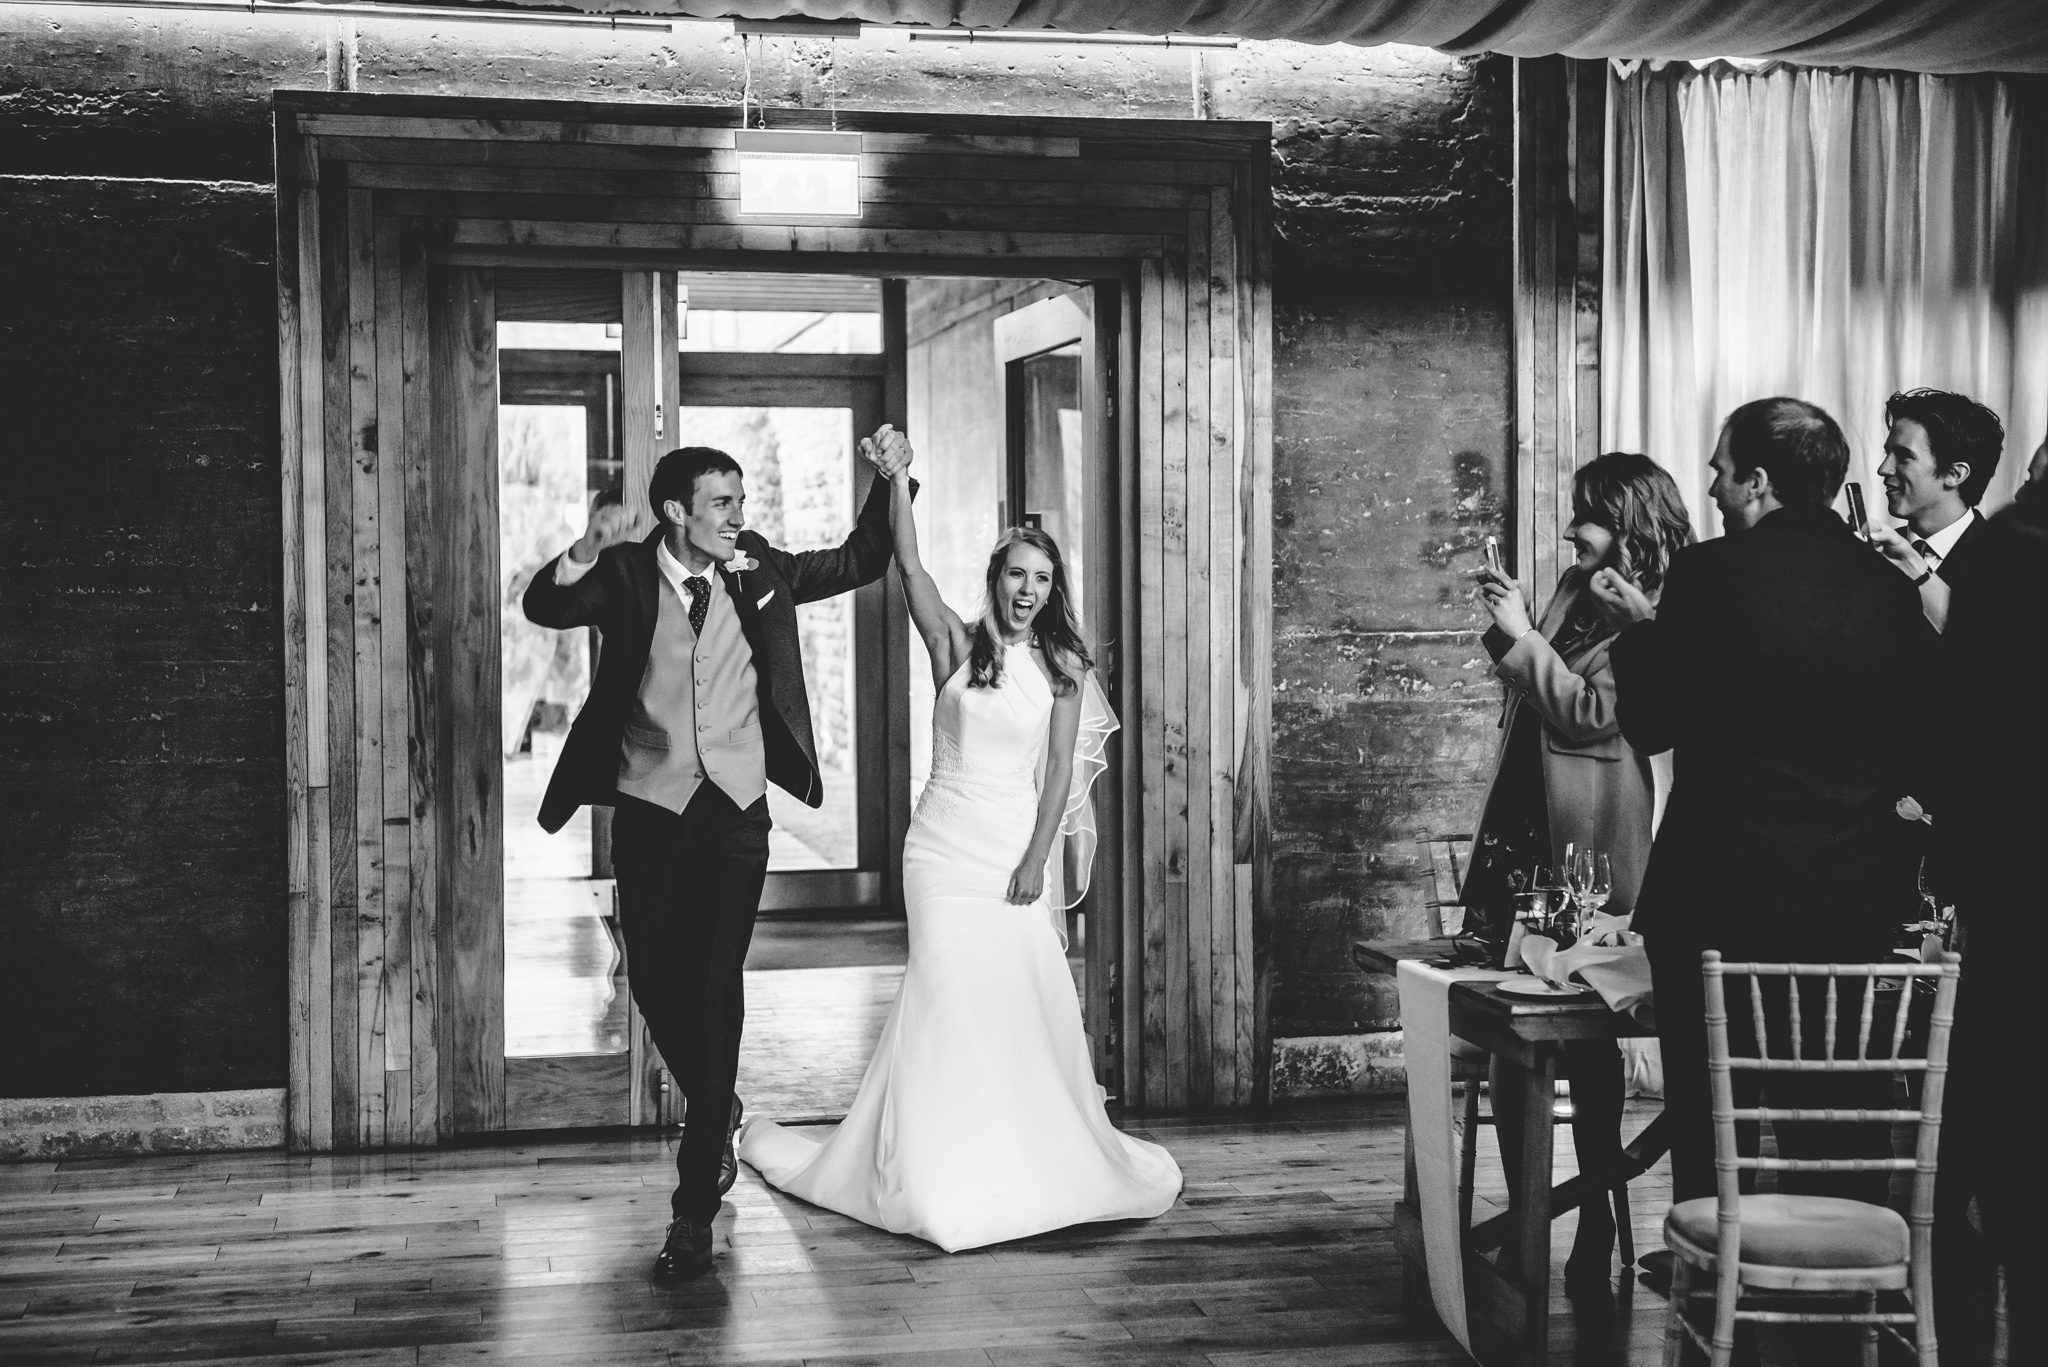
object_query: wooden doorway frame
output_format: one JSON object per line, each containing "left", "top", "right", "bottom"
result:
{"left": 274, "top": 91, "right": 1274, "bottom": 1151}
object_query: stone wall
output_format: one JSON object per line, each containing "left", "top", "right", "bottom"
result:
{"left": 0, "top": 7, "right": 1509, "bottom": 1115}
{"left": 0, "top": 174, "right": 286, "bottom": 1098}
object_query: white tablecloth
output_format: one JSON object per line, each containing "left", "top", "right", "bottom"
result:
{"left": 1396, "top": 958, "right": 1512, "bottom": 1355}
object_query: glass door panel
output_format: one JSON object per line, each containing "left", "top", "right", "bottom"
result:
{"left": 673, "top": 404, "right": 860, "bottom": 875}
{"left": 498, "top": 403, "right": 629, "bottom": 1060}
{"left": 1012, "top": 342, "right": 1087, "bottom": 613}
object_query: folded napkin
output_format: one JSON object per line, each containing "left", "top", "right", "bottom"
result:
{"left": 1518, "top": 912, "right": 1654, "bottom": 1020}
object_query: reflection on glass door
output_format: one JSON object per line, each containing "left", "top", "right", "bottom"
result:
{"left": 1011, "top": 342, "right": 1087, "bottom": 614}
{"left": 498, "top": 403, "right": 628, "bottom": 1059}
{"left": 675, "top": 405, "right": 860, "bottom": 874}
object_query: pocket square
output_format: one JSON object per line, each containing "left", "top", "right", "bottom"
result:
{"left": 755, "top": 590, "right": 776, "bottom": 610}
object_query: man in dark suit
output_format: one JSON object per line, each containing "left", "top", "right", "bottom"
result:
{"left": 523, "top": 433, "right": 911, "bottom": 1279}
{"left": 1591, "top": 398, "right": 1939, "bottom": 1207}
{"left": 1919, "top": 504, "right": 2048, "bottom": 1363}
{"left": 1863, "top": 387, "right": 2005, "bottom": 626}
{"left": 1897, "top": 409, "right": 2048, "bottom": 1363}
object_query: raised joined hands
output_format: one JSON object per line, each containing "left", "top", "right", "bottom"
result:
{"left": 858, "top": 423, "right": 915, "bottom": 480}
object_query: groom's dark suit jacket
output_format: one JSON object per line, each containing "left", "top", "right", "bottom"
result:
{"left": 521, "top": 474, "right": 902, "bottom": 834}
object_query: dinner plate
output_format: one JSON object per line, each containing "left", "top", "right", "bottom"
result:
{"left": 1494, "top": 976, "right": 1597, "bottom": 999}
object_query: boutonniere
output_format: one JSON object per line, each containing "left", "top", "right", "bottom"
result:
{"left": 726, "top": 550, "right": 757, "bottom": 575}
{"left": 1895, "top": 795, "right": 1933, "bottom": 826}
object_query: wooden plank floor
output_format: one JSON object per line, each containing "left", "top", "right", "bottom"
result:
{"left": 0, "top": 1098, "right": 1707, "bottom": 1367}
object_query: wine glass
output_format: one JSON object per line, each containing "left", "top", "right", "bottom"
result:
{"left": 1572, "top": 848, "right": 1612, "bottom": 940}
{"left": 1512, "top": 866, "right": 1557, "bottom": 928}
{"left": 1534, "top": 862, "right": 1575, "bottom": 945}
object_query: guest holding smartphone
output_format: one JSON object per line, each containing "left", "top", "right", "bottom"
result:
{"left": 1462, "top": 451, "right": 1696, "bottom": 1294}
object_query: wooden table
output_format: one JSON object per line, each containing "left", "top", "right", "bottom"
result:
{"left": 1355, "top": 939, "right": 1668, "bottom": 1366}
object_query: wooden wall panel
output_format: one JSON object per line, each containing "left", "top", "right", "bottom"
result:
{"left": 399, "top": 220, "right": 441, "bottom": 1149}
{"left": 619, "top": 270, "right": 660, "bottom": 533}
{"left": 318, "top": 181, "right": 360, "bottom": 1151}
{"left": 1514, "top": 57, "right": 1604, "bottom": 603}
{"left": 432, "top": 266, "right": 504, "bottom": 1136}
{"left": 374, "top": 214, "right": 412, "bottom": 1151}
{"left": 1134, "top": 256, "right": 1169, "bottom": 1112}
{"left": 278, "top": 93, "right": 1275, "bottom": 1141}
{"left": 295, "top": 185, "right": 336, "bottom": 1153}
{"left": 1159, "top": 245, "right": 1191, "bottom": 1111}
{"left": 1204, "top": 189, "right": 1240, "bottom": 1109}
{"left": 1115, "top": 277, "right": 1144, "bottom": 1109}
{"left": 1238, "top": 151, "right": 1276, "bottom": 1105}
{"left": 1181, "top": 207, "right": 1214, "bottom": 1108}
{"left": 346, "top": 188, "right": 386, "bottom": 1152}
{"left": 276, "top": 171, "right": 314, "bottom": 1155}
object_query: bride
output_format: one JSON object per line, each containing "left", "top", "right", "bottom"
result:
{"left": 737, "top": 426, "right": 1182, "bottom": 1252}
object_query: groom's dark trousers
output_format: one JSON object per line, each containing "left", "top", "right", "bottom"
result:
{"left": 613, "top": 789, "right": 769, "bottom": 1224}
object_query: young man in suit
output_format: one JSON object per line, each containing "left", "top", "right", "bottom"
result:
{"left": 1590, "top": 398, "right": 1940, "bottom": 1210}
{"left": 1864, "top": 386, "right": 2006, "bottom": 629}
{"left": 523, "top": 433, "right": 912, "bottom": 1280}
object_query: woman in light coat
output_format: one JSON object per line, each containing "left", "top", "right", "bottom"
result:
{"left": 1465, "top": 451, "right": 1694, "bottom": 1293}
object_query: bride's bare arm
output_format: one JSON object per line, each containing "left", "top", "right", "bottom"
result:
{"left": 885, "top": 467, "right": 971, "bottom": 688}
{"left": 1006, "top": 683, "right": 1084, "bottom": 906}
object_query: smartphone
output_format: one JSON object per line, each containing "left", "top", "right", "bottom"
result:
{"left": 1844, "top": 481, "right": 1868, "bottom": 540}
{"left": 1483, "top": 535, "right": 1503, "bottom": 576}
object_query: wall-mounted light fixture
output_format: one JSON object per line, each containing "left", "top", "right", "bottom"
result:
{"left": 730, "top": 16, "right": 862, "bottom": 39}
{"left": 734, "top": 129, "right": 863, "bottom": 219}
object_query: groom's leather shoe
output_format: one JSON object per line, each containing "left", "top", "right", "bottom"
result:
{"left": 716, "top": 1095, "right": 745, "bottom": 1197}
{"left": 652, "top": 1217, "right": 714, "bottom": 1282}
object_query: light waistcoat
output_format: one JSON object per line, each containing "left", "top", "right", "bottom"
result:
{"left": 617, "top": 569, "right": 766, "bottom": 813}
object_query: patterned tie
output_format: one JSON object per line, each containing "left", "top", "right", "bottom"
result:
{"left": 683, "top": 575, "right": 711, "bottom": 635}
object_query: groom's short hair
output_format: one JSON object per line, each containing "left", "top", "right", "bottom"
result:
{"left": 649, "top": 447, "right": 743, "bottom": 527}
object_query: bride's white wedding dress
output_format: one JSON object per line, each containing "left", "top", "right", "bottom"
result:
{"left": 737, "top": 641, "right": 1182, "bottom": 1252}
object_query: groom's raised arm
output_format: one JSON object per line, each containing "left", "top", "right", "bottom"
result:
{"left": 772, "top": 467, "right": 918, "bottom": 605}
{"left": 522, "top": 547, "right": 611, "bottom": 629}
{"left": 524, "top": 497, "right": 635, "bottom": 628}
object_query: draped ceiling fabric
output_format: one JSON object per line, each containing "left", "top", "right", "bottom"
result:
{"left": 521, "top": 1, "right": 2048, "bottom": 74}
{"left": 1604, "top": 64, "right": 2048, "bottom": 538}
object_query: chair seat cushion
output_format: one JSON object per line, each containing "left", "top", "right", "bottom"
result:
{"left": 1666, "top": 1195, "right": 1908, "bottom": 1269}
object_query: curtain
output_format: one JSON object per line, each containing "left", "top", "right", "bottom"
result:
{"left": 1605, "top": 62, "right": 2048, "bottom": 539}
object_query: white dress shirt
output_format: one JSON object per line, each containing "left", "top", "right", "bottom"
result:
{"left": 1906, "top": 506, "right": 1979, "bottom": 564}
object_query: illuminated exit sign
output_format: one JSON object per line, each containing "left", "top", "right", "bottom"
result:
{"left": 734, "top": 130, "right": 863, "bottom": 219}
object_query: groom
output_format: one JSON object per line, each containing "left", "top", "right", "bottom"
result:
{"left": 523, "top": 432, "right": 912, "bottom": 1279}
